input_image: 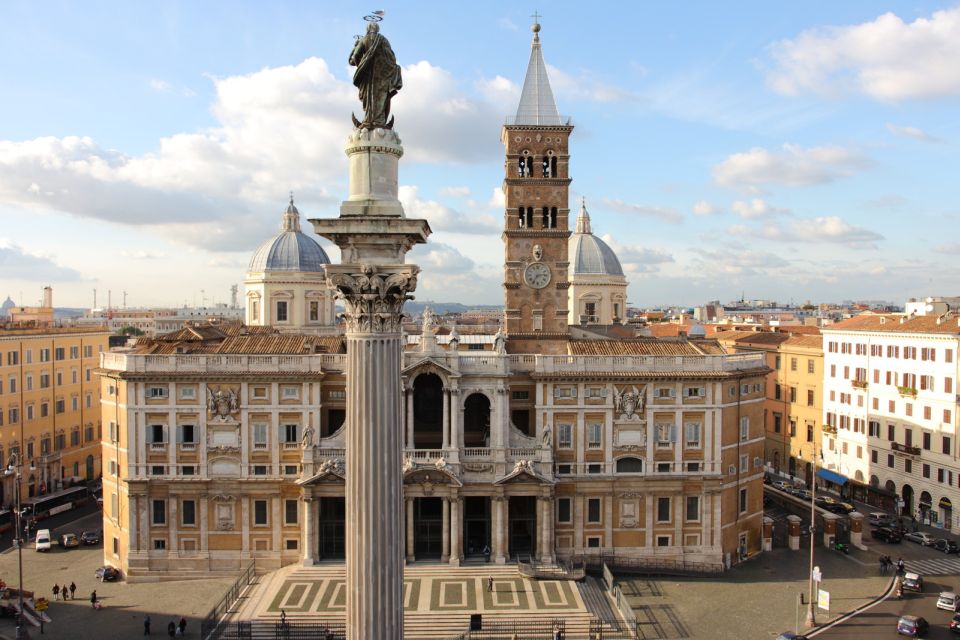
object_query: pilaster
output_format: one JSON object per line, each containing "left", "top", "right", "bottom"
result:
{"left": 441, "top": 497, "right": 451, "bottom": 562}
{"left": 449, "top": 496, "right": 462, "bottom": 566}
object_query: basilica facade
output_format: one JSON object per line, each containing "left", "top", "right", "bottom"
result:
{"left": 98, "top": 24, "right": 767, "bottom": 581}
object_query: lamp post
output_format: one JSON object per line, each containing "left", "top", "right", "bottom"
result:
{"left": 805, "top": 440, "right": 818, "bottom": 629}
{"left": 6, "top": 453, "right": 26, "bottom": 640}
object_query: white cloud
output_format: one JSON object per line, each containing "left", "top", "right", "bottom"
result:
{"left": 545, "top": 64, "right": 634, "bottom": 103}
{"left": 0, "top": 56, "right": 509, "bottom": 252}
{"left": 399, "top": 185, "right": 499, "bottom": 235}
{"left": 0, "top": 239, "right": 83, "bottom": 281}
{"left": 602, "top": 198, "right": 683, "bottom": 224}
{"left": 729, "top": 215, "right": 883, "bottom": 248}
{"left": 713, "top": 144, "right": 871, "bottom": 190}
{"left": 730, "top": 198, "right": 789, "bottom": 219}
{"left": 599, "top": 234, "right": 674, "bottom": 275}
{"left": 885, "top": 123, "right": 941, "bottom": 143}
{"left": 487, "top": 187, "right": 505, "bottom": 209}
{"left": 440, "top": 186, "right": 471, "bottom": 197}
{"left": 767, "top": 7, "right": 960, "bottom": 101}
{"left": 120, "top": 250, "right": 166, "bottom": 260}
{"left": 475, "top": 75, "right": 521, "bottom": 113}
{"left": 148, "top": 78, "right": 173, "bottom": 93}
{"left": 409, "top": 242, "right": 474, "bottom": 274}
{"left": 694, "top": 248, "right": 788, "bottom": 276}
{"left": 692, "top": 200, "right": 722, "bottom": 216}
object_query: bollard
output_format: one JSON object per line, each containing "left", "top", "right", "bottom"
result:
{"left": 787, "top": 515, "right": 802, "bottom": 551}
{"left": 763, "top": 516, "right": 774, "bottom": 551}
{"left": 849, "top": 511, "right": 864, "bottom": 548}
{"left": 822, "top": 512, "right": 838, "bottom": 548}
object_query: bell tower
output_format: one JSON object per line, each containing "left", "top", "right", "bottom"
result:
{"left": 501, "top": 19, "right": 572, "bottom": 354}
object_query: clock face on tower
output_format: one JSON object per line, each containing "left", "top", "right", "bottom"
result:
{"left": 523, "top": 262, "right": 552, "bottom": 289}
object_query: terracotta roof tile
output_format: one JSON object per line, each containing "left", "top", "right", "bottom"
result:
{"left": 827, "top": 313, "right": 960, "bottom": 335}
{"left": 569, "top": 339, "right": 727, "bottom": 357}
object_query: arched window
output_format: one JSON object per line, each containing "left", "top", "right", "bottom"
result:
{"left": 542, "top": 157, "right": 550, "bottom": 178}
{"left": 616, "top": 457, "right": 644, "bottom": 473}
{"left": 541, "top": 207, "right": 549, "bottom": 228}
{"left": 518, "top": 209, "right": 526, "bottom": 228}
{"left": 551, "top": 156, "right": 558, "bottom": 177}
{"left": 525, "top": 207, "right": 534, "bottom": 228}
{"left": 526, "top": 156, "right": 533, "bottom": 176}
{"left": 550, "top": 207, "right": 557, "bottom": 228}
{"left": 517, "top": 157, "right": 526, "bottom": 177}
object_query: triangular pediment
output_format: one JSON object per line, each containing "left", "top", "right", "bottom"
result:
{"left": 495, "top": 462, "right": 553, "bottom": 485}
{"left": 403, "top": 464, "right": 462, "bottom": 487}
{"left": 297, "top": 463, "right": 345, "bottom": 485}
{"left": 401, "top": 357, "right": 460, "bottom": 380}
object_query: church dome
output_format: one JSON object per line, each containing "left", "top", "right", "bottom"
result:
{"left": 569, "top": 202, "right": 624, "bottom": 276}
{"left": 248, "top": 197, "right": 330, "bottom": 273}
{"left": 0, "top": 296, "right": 15, "bottom": 318}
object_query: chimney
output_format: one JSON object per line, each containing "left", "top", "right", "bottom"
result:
{"left": 43, "top": 286, "right": 53, "bottom": 308}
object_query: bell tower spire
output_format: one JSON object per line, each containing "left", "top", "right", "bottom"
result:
{"left": 501, "top": 18, "right": 573, "bottom": 354}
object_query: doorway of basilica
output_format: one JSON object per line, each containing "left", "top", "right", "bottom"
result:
{"left": 414, "top": 497, "right": 443, "bottom": 559}
{"left": 463, "top": 496, "right": 490, "bottom": 559}
{"left": 318, "top": 497, "right": 345, "bottom": 560}
{"left": 508, "top": 496, "right": 537, "bottom": 559}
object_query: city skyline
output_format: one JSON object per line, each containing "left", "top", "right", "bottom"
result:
{"left": 1, "top": 2, "right": 958, "bottom": 308}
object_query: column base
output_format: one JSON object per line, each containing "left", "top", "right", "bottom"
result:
{"left": 495, "top": 556, "right": 507, "bottom": 565}
{"left": 302, "top": 557, "right": 316, "bottom": 567}
{"left": 441, "top": 554, "right": 450, "bottom": 563}
{"left": 406, "top": 555, "right": 415, "bottom": 564}
{"left": 448, "top": 556, "right": 461, "bottom": 567}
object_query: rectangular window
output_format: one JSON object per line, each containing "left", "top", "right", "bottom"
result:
{"left": 178, "top": 424, "right": 196, "bottom": 445}
{"left": 872, "top": 450, "right": 878, "bottom": 464}
{"left": 254, "top": 500, "right": 268, "bottom": 525}
{"left": 309, "top": 300, "right": 319, "bottom": 322}
{"left": 252, "top": 386, "right": 268, "bottom": 399}
{"left": 511, "top": 390, "right": 530, "bottom": 400}
{"left": 923, "top": 464, "right": 931, "bottom": 479}
{"left": 807, "top": 389, "right": 814, "bottom": 406}
{"left": 253, "top": 423, "right": 268, "bottom": 447}
{"left": 946, "top": 409, "right": 954, "bottom": 424}
{"left": 587, "top": 423, "right": 602, "bottom": 449}
{"left": 923, "top": 432, "right": 931, "bottom": 450}
{"left": 807, "top": 359, "right": 815, "bottom": 374}
{"left": 285, "top": 499, "right": 299, "bottom": 525}
{"left": 905, "top": 459, "right": 912, "bottom": 474}
{"left": 944, "top": 437, "right": 952, "bottom": 455}
{"left": 888, "top": 454, "right": 894, "bottom": 468}
{"left": 276, "top": 301, "right": 288, "bottom": 322}
{"left": 790, "top": 357, "right": 797, "bottom": 371}
{"left": 557, "top": 498, "right": 571, "bottom": 523}
{"left": 153, "top": 539, "right": 166, "bottom": 550}
{"left": 147, "top": 386, "right": 168, "bottom": 399}
{"left": 684, "top": 422, "right": 701, "bottom": 447}
{"left": 739, "top": 416, "right": 749, "bottom": 441}
{"left": 282, "top": 424, "right": 299, "bottom": 443}
{"left": 152, "top": 500, "right": 166, "bottom": 525}
{"left": 150, "top": 465, "right": 165, "bottom": 475}
{"left": 587, "top": 498, "right": 601, "bottom": 523}
{"left": 253, "top": 465, "right": 268, "bottom": 475}
{"left": 558, "top": 423, "right": 572, "bottom": 448}
{"left": 150, "top": 424, "right": 165, "bottom": 444}
{"left": 179, "top": 387, "right": 196, "bottom": 400}
{"left": 739, "top": 488, "right": 747, "bottom": 514}
{"left": 657, "top": 497, "right": 671, "bottom": 522}
{"left": 685, "top": 496, "right": 700, "bottom": 522}
{"left": 182, "top": 500, "right": 196, "bottom": 526}
{"left": 655, "top": 423, "right": 675, "bottom": 446}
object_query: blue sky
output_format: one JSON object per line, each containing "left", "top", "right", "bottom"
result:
{"left": 1, "top": 1, "right": 958, "bottom": 309}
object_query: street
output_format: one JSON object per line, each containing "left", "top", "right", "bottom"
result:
{"left": 0, "top": 502, "right": 101, "bottom": 553}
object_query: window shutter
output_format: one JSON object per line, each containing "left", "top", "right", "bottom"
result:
{"left": 669, "top": 388, "right": 676, "bottom": 398}
{"left": 601, "top": 388, "right": 608, "bottom": 397}
{"left": 572, "top": 387, "right": 578, "bottom": 398}
{"left": 176, "top": 425, "right": 183, "bottom": 444}
{"left": 670, "top": 425, "right": 677, "bottom": 443}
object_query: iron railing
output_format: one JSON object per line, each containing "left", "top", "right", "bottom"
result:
{"left": 200, "top": 561, "right": 257, "bottom": 639}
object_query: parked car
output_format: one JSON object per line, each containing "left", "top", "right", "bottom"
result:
{"left": 904, "top": 531, "right": 936, "bottom": 546}
{"left": 95, "top": 566, "right": 121, "bottom": 582}
{"left": 949, "top": 612, "right": 960, "bottom": 633}
{"left": 873, "top": 527, "right": 903, "bottom": 543}
{"left": 772, "top": 481, "right": 791, "bottom": 492}
{"left": 869, "top": 512, "right": 897, "bottom": 527}
{"left": 795, "top": 490, "right": 813, "bottom": 501}
{"left": 59, "top": 533, "right": 79, "bottom": 549}
{"left": 938, "top": 591, "right": 960, "bottom": 611}
{"left": 34, "top": 529, "right": 51, "bottom": 552}
{"left": 837, "top": 501, "right": 856, "bottom": 514}
{"left": 902, "top": 572, "right": 924, "bottom": 592}
{"left": 934, "top": 539, "right": 960, "bottom": 554}
{"left": 80, "top": 530, "right": 102, "bottom": 546}
{"left": 897, "top": 615, "right": 929, "bottom": 637}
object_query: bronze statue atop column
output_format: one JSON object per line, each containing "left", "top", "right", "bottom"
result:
{"left": 349, "top": 18, "right": 402, "bottom": 129}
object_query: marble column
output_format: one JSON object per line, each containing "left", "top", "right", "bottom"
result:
{"left": 406, "top": 497, "right": 415, "bottom": 562}
{"left": 406, "top": 389, "right": 414, "bottom": 449}
{"left": 302, "top": 497, "right": 314, "bottom": 566}
{"left": 442, "top": 389, "right": 450, "bottom": 451}
{"left": 541, "top": 496, "right": 554, "bottom": 563}
{"left": 449, "top": 497, "right": 462, "bottom": 566}
{"left": 492, "top": 496, "right": 506, "bottom": 564}
{"left": 311, "top": 120, "right": 429, "bottom": 639}
{"left": 441, "top": 497, "right": 450, "bottom": 562}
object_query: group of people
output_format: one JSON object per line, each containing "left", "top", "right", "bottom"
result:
{"left": 879, "top": 555, "right": 905, "bottom": 576}
{"left": 143, "top": 614, "right": 187, "bottom": 637}
{"left": 51, "top": 581, "right": 77, "bottom": 600}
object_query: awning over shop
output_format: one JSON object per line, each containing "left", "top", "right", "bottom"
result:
{"left": 816, "top": 468, "right": 848, "bottom": 486}
{"left": 940, "top": 497, "right": 953, "bottom": 509}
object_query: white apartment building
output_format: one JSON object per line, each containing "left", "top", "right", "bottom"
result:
{"left": 822, "top": 313, "right": 960, "bottom": 529}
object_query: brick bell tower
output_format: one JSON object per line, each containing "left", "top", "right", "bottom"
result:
{"left": 501, "top": 18, "right": 573, "bottom": 354}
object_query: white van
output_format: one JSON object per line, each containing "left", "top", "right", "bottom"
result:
{"left": 868, "top": 512, "right": 896, "bottom": 527}
{"left": 35, "top": 529, "right": 52, "bottom": 552}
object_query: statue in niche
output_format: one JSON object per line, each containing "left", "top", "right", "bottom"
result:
{"left": 614, "top": 385, "right": 645, "bottom": 420}
{"left": 349, "top": 18, "right": 402, "bottom": 129}
{"left": 541, "top": 425, "right": 552, "bottom": 447}
{"left": 300, "top": 424, "right": 315, "bottom": 449}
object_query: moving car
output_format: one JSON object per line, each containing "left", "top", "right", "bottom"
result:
{"left": 902, "top": 572, "right": 924, "bottom": 592}
{"left": 80, "top": 530, "right": 102, "bottom": 545}
{"left": 59, "top": 532, "right": 79, "bottom": 549}
{"left": 95, "top": 566, "right": 121, "bottom": 582}
{"left": 949, "top": 612, "right": 960, "bottom": 633}
{"left": 904, "top": 531, "right": 936, "bottom": 546}
{"left": 938, "top": 591, "right": 960, "bottom": 612}
{"left": 869, "top": 512, "right": 897, "bottom": 527}
{"left": 35, "top": 529, "right": 51, "bottom": 552}
{"left": 897, "top": 615, "right": 928, "bottom": 637}
{"left": 873, "top": 527, "right": 903, "bottom": 543}
{"left": 934, "top": 539, "right": 960, "bottom": 554}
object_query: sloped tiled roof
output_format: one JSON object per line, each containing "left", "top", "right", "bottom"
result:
{"left": 569, "top": 339, "right": 728, "bottom": 357}
{"left": 782, "top": 335, "right": 823, "bottom": 350}
{"left": 827, "top": 313, "right": 960, "bottom": 335}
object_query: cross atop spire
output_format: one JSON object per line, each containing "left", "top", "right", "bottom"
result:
{"left": 512, "top": 16, "right": 561, "bottom": 125}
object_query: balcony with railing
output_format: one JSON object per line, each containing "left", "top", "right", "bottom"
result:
{"left": 101, "top": 352, "right": 345, "bottom": 374}
{"left": 852, "top": 379, "right": 868, "bottom": 390}
{"left": 892, "top": 442, "right": 921, "bottom": 456}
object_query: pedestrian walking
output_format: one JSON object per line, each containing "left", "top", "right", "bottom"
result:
{"left": 144, "top": 614, "right": 152, "bottom": 635}
{"left": 90, "top": 590, "right": 97, "bottom": 608}
{"left": 880, "top": 556, "right": 887, "bottom": 575}
{"left": 52, "top": 584, "right": 60, "bottom": 601}
{"left": 69, "top": 582, "right": 76, "bottom": 599}
{"left": 897, "top": 557, "right": 905, "bottom": 575}
{"left": 487, "top": 575, "right": 494, "bottom": 592}
{"left": 62, "top": 583, "right": 70, "bottom": 600}
{"left": 178, "top": 616, "right": 186, "bottom": 637}
{"left": 167, "top": 619, "right": 176, "bottom": 638}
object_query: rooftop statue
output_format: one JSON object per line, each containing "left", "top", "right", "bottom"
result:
{"left": 349, "top": 18, "right": 402, "bottom": 129}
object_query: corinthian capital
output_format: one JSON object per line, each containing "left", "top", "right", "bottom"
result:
{"left": 327, "top": 263, "right": 420, "bottom": 334}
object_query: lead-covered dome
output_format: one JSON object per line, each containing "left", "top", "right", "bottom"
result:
{"left": 248, "top": 198, "right": 330, "bottom": 273}
{"left": 569, "top": 202, "right": 623, "bottom": 276}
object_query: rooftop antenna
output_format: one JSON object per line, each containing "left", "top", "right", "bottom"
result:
{"left": 123, "top": 290, "right": 127, "bottom": 309}
{"left": 93, "top": 288, "right": 97, "bottom": 309}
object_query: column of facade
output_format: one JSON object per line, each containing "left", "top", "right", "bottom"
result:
{"left": 539, "top": 496, "right": 554, "bottom": 562}
{"left": 406, "top": 389, "right": 414, "bottom": 449}
{"left": 302, "top": 497, "right": 314, "bottom": 565}
{"left": 604, "top": 495, "right": 613, "bottom": 551}
{"left": 241, "top": 497, "right": 251, "bottom": 555}
{"left": 449, "top": 497, "right": 461, "bottom": 566}
{"left": 129, "top": 494, "right": 140, "bottom": 552}
{"left": 406, "top": 497, "right": 415, "bottom": 562}
{"left": 450, "top": 391, "right": 460, "bottom": 451}
{"left": 442, "top": 389, "right": 450, "bottom": 451}
{"left": 441, "top": 497, "right": 450, "bottom": 562}
{"left": 272, "top": 496, "right": 281, "bottom": 552}
{"left": 169, "top": 498, "right": 179, "bottom": 552}
{"left": 574, "top": 496, "right": 584, "bottom": 550}
{"left": 492, "top": 496, "right": 506, "bottom": 563}
{"left": 199, "top": 497, "right": 208, "bottom": 553}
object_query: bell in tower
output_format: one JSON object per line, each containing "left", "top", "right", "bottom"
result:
{"left": 500, "top": 17, "right": 573, "bottom": 355}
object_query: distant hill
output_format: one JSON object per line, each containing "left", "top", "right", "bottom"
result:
{"left": 405, "top": 301, "right": 502, "bottom": 316}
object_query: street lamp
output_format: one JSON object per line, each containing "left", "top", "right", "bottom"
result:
{"left": 6, "top": 452, "right": 33, "bottom": 640}
{"left": 805, "top": 440, "right": 818, "bottom": 629}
